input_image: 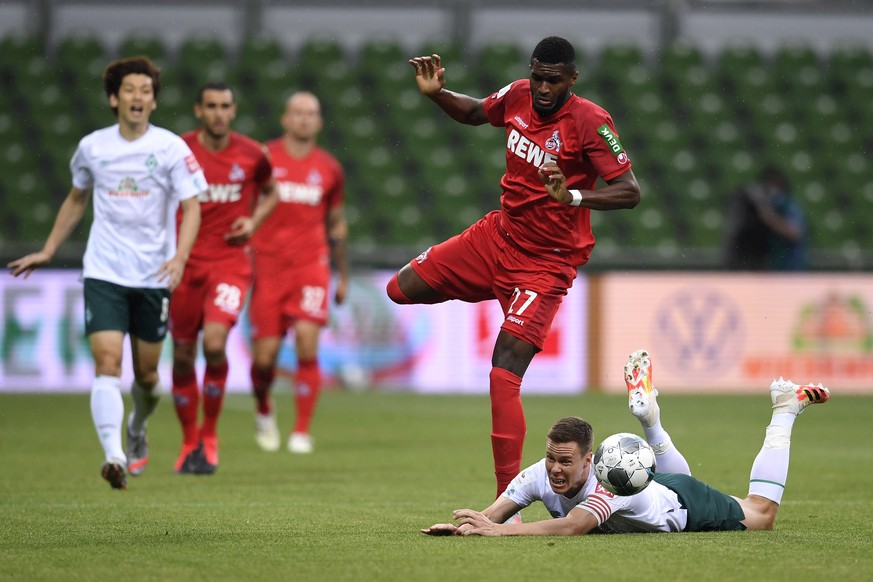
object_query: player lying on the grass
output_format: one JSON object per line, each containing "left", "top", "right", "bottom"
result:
{"left": 422, "top": 349, "right": 830, "bottom": 536}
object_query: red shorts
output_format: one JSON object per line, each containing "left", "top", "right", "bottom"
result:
{"left": 410, "top": 210, "right": 578, "bottom": 350}
{"left": 249, "top": 259, "right": 331, "bottom": 339}
{"left": 169, "top": 257, "right": 252, "bottom": 343}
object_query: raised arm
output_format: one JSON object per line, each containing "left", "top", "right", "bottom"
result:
{"left": 409, "top": 54, "right": 489, "bottom": 126}
{"left": 7, "top": 186, "right": 90, "bottom": 278}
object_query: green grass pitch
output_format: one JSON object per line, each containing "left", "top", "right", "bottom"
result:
{"left": 1, "top": 389, "right": 871, "bottom": 580}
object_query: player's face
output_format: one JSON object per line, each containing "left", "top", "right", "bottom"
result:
{"left": 529, "top": 59, "right": 578, "bottom": 118}
{"left": 544, "top": 439, "right": 592, "bottom": 496}
{"left": 109, "top": 73, "right": 157, "bottom": 126}
{"left": 195, "top": 89, "right": 237, "bottom": 139}
{"left": 282, "top": 94, "right": 323, "bottom": 140}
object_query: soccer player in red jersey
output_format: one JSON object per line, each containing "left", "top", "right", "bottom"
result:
{"left": 170, "top": 82, "right": 278, "bottom": 474}
{"left": 389, "top": 37, "right": 641, "bottom": 499}
{"left": 248, "top": 91, "right": 349, "bottom": 454}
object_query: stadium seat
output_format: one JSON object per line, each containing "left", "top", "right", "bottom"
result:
{"left": 718, "top": 44, "right": 764, "bottom": 76}
{"left": 830, "top": 43, "right": 873, "bottom": 71}
{"left": 298, "top": 38, "right": 345, "bottom": 88}
{"left": 248, "top": 59, "right": 299, "bottom": 120}
{"left": 360, "top": 38, "right": 406, "bottom": 70}
{"left": 594, "top": 43, "right": 645, "bottom": 96}
{"left": 419, "top": 39, "right": 463, "bottom": 63}
{"left": 773, "top": 43, "right": 819, "bottom": 74}
{"left": 239, "top": 34, "right": 284, "bottom": 68}
{"left": 659, "top": 41, "right": 705, "bottom": 76}
{"left": 476, "top": 42, "right": 526, "bottom": 91}
{"left": 56, "top": 35, "right": 105, "bottom": 67}
{"left": 731, "top": 64, "right": 775, "bottom": 105}
{"left": 0, "top": 35, "right": 43, "bottom": 73}
{"left": 11, "top": 56, "right": 53, "bottom": 99}
{"left": 665, "top": 63, "right": 714, "bottom": 107}
{"left": 179, "top": 36, "right": 226, "bottom": 65}
{"left": 118, "top": 36, "right": 169, "bottom": 62}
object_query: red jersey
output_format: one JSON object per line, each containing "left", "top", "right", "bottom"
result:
{"left": 180, "top": 130, "right": 273, "bottom": 263}
{"left": 252, "top": 140, "right": 344, "bottom": 268}
{"left": 482, "top": 79, "right": 632, "bottom": 266}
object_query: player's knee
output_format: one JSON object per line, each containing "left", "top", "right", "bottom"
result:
{"left": 93, "top": 351, "right": 123, "bottom": 377}
{"left": 172, "top": 344, "right": 197, "bottom": 375}
{"left": 133, "top": 370, "right": 159, "bottom": 389}
{"left": 251, "top": 356, "right": 275, "bottom": 374}
{"left": 740, "top": 497, "right": 778, "bottom": 530}
{"left": 491, "top": 333, "right": 538, "bottom": 377}
{"left": 201, "top": 339, "right": 227, "bottom": 365}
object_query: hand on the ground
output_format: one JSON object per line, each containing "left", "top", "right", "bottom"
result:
{"left": 420, "top": 523, "right": 459, "bottom": 536}
{"left": 452, "top": 509, "right": 501, "bottom": 536}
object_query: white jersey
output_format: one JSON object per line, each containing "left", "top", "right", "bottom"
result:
{"left": 71, "top": 124, "right": 207, "bottom": 288}
{"left": 503, "top": 459, "right": 688, "bottom": 533}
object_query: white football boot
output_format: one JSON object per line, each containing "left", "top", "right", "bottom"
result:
{"left": 770, "top": 377, "right": 830, "bottom": 415}
{"left": 288, "top": 432, "right": 314, "bottom": 454}
{"left": 625, "top": 349, "right": 660, "bottom": 429}
{"left": 255, "top": 412, "right": 281, "bottom": 452}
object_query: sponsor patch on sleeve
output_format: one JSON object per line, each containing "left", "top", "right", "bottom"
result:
{"left": 185, "top": 154, "right": 201, "bottom": 173}
{"left": 597, "top": 124, "right": 625, "bottom": 156}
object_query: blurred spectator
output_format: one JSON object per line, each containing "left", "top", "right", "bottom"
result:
{"left": 724, "top": 166, "right": 807, "bottom": 271}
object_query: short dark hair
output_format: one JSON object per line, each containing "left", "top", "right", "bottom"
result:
{"left": 547, "top": 416, "right": 594, "bottom": 455}
{"left": 196, "top": 81, "right": 235, "bottom": 104}
{"left": 531, "top": 36, "right": 577, "bottom": 72}
{"left": 103, "top": 56, "right": 161, "bottom": 115}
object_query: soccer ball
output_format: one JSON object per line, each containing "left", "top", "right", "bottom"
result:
{"left": 593, "top": 432, "right": 656, "bottom": 496}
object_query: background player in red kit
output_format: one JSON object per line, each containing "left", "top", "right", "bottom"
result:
{"left": 389, "top": 37, "right": 641, "bottom": 498}
{"left": 171, "top": 82, "right": 278, "bottom": 474}
{"left": 249, "top": 91, "right": 349, "bottom": 454}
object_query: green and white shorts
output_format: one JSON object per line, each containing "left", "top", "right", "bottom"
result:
{"left": 83, "top": 278, "right": 170, "bottom": 342}
{"left": 654, "top": 473, "right": 747, "bottom": 532}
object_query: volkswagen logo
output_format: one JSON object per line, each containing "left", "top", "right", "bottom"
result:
{"left": 654, "top": 288, "right": 744, "bottom": 380}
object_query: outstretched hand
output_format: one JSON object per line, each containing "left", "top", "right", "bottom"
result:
{"left": 452, "top": 509, "right": 502, "bottom": 536}
{"left": 422, "top": 508, "right": 506, "bottom": 537}
{"left": 7, "top": 251, "right": 52, "bottom": 278}
{"left": 409, "top": 54, "right": 446, "bottom": 96}
{"left": 420, "top": 523, "right": 460, "bottom": 536}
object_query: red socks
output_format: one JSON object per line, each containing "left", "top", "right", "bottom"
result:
{"left": 251, "top": 365, "right": 275, "bottom": 415}
{"left": 172, "top": 370, "right": 200, "bottom": 447}
{"left": 200, "top": 360, "right": 228, "bottom": 440}
{"left": 490, "top": 367, "right": 526, "bottom": 498}
{"left": 293, "top": 359, "right": 321, "bottom": 434}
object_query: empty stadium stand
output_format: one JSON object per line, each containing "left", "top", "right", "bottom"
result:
{"left": 1, "top": 32, "right": 871, "bottom": 269}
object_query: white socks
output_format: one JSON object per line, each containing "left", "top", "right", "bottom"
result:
{"left": 748, "top": 413, "right": 796, "bottom": 504}
{"left": 130, "top": 379, "right": 161, "bottom": 435}
{"left": 91, "top": 375, "right": 126, "bottom": 463}
{"left": 642, "top": 419, "right": 691, "bottom": 476}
